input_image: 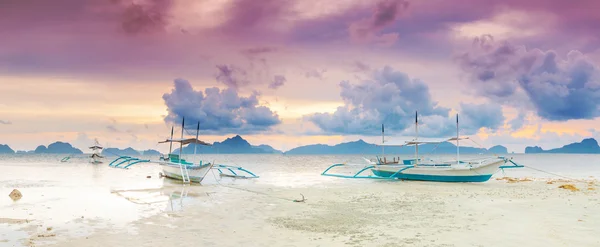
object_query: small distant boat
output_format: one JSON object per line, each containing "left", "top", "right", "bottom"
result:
{"left": 89, "top": 139, "right": 104, "bottom": 164}
{"left": 108, "top": 117, "right": 259, "bottom": 184}
{"left": 322, "top": 112, "right": 523, "bottom": 182}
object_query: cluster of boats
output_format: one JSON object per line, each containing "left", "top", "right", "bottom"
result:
{"left": 86, "top": 113, "right": 523, "bottom": 184}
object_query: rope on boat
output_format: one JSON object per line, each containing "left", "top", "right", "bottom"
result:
{"left": 209, "top": 169, "right": 306, "bottom": 203}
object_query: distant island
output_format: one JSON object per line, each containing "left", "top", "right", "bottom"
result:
{"left": 0, "top": 144, "right": 15, "bottom": 154}
{"left": 284, "top": 139, "right": 507, "bottom": 155}
{"left": 3, "top": 137, "right": 600, "bottom": 155}
{"left": 175, "top": 135, "right": 282, "bottom": 154}
{"left": 525, "top": 138, "right": 600, "bottom": 154}
{"left": 102, "top": 147, "right": 162, "bottom": 156}
{"left": 34, "top": 142, "right": 83, "bottom": 154}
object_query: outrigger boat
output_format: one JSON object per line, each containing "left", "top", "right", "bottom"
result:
{"left": 108, "top": 118, "right": 259, "bottom": 184}
{"left": 321, "top": 112, "right": 523, "bottom": 182}
{"left": 89, "top": 139, "right": 104, "bottom": 164}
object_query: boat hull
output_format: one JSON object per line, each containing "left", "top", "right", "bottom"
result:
{"left": 372, "top": 159, "right": 505, "bottom": 182}
{"left": 160, "top": 162, "right": 212, "bottom": 183}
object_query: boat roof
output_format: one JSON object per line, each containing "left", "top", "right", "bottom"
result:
{"left": 446, "top": 137, "right": 469, "bottom": 141}
{"left": 158, "top": 138, "right": 212, "bottom": 146}
{"left": 379, "top": 136, "right": 471, "bottom": 146}
{"left": 89, "top": 146, "right": 103, "bottom": 149}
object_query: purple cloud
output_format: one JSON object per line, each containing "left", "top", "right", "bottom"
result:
{"left": 457, "top": 35, "right": 600, "bottom": 121}
{"left": 162, "top": 79, "right": 281, "bottom": 134}
{"left": 349, "top": 0, "right": 408, "bottom": 45}
{"left": 306, "top": 66, "right": 505, "bottom": 136}
{"left": 269, "top": 75, "right": 286, "bottom": 89}
{"left": 305, "top": 66, "right": 449, "bottom": 135}
{"left": 241, "top": 47, "right": 278, "bottom": 57}
{"left": 305, "top": 69, "right": 326, "bottom": 79}
{"left": 215, "top": 65, "right": 250, "bottom": 89}
{"left": 120, "top": 0, "right": 173, "bottom": 34}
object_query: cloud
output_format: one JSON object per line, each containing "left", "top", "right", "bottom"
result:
{"left": 457, "top": 35, "right": 600, "bottom": 121}
{"left": 458, "top": 102, "right": 505, "bottom": 134}
{"left": 508, "top": 111, "right": 527, "bottom": 131}
{"left": 269, "top": 75, "right": 286, "bottom": 89}
{"left": 306, "top": 66, "right": 506, "bottom": 136}
{"left": 215, "top": 65, "right": 250, "bottom": 89}
{"left": 348, "top": 0, "right": 409, "bottom": 45}
{"left": 120, "top": 0, "right": 174, "bottom": 34}
{"left": 217, "top": 0, "right": 294, "bottom": 38}
{"left": 241, "top": 47, "right": 277, "bottom": 58}
{"left": 162, "top": 78, "right": 281, "bottom": 134}
{"left": 353, "top": 61, "right": 371, "bottom": 72}
{"left": 305, "top": 69, "right": 326, "bottom": 79}
{"left": 106, "top": 125, "right": 119, "bottom": 132}
{"left": 0, "top": 120, "right": 11, "bottom": 125}
{"left": 305, "top": 66, "right": 450, "bottom": 136}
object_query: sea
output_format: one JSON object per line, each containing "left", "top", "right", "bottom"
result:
{"left": 1, "top": 153, "right": 599, "bottom": 246}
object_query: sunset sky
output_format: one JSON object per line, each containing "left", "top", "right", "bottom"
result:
{"left": 1, "top": 0, "right": 599, "bottom": 153}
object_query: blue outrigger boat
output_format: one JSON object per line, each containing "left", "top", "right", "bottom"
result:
{"left": 322, "top": 112, "right": 523, "bottom": 182}
{"left": 108, "top": 118, "right": 259, "bottom": 184}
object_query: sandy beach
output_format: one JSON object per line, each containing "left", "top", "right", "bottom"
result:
{"left": 2, "top": 154, "right": 600, "bottom": 247}
{"left": 6, "top": 178, "right": 597, "bottom": 247}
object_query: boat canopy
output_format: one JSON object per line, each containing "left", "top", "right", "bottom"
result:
{"left": 89, "top": 145, "right": 103, "bottom": 150}
{"left": 446, "top": 137, "right": 469, "bottom": 141}
{"left": 158, "top": 138, "right": 212, "bottom": 146}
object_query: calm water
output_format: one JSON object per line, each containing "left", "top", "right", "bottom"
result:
{"left": 1, "top": 153, "right": 599, "bottom": 246}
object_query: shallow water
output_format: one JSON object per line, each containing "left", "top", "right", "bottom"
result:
{"left": 1, "top": 153, "right": 599, "bottom": 246}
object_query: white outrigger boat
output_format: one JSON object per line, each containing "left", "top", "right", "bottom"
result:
{"left": 89, "top": 139, "right": 104, "bottom": 164}
{"left": 322, "top": 112, "right": 523, "bottom": 182}
{"left": 108, "top": 118, "right": 259, "bottom": 184}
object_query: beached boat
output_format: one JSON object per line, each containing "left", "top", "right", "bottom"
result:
{"left": 321, "top": 112, "right": 523, "bottom": 182}
{"left": 107, "top": 118, "right": 259, "bottom": 184}
{"left": 89, "top": 139, "right": 104, "bottom": 164}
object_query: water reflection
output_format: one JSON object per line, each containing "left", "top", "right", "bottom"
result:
{"left": 110, "top": 185, "right": 209, "bottom": 214}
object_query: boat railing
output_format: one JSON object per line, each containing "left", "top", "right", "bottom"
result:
{"left": 321, "top": 163, "right": 415, "bottom": 179}
{"left": 108, "top": 156, "right": 151, "bottom": 169}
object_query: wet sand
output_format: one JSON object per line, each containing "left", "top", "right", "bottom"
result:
{"left": 14, "top": 178, "right": 598, "bottom": 247}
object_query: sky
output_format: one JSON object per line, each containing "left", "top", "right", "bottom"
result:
{"left": 1, "top": 0, "right": 600, "bottom": 153}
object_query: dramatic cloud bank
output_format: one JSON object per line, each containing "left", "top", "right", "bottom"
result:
{"left": 306, "top": 66, "right": 505, "bottom": 136}
{"left": 458, "top": 35, "right": 600, "bottom": 121}
{"left": 162, "top": 79, "right": 281, "bottom": 133}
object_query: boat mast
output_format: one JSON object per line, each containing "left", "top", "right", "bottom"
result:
{"left": 168, "top": 126, "right": 174, "bottom": 155}
{"left": 381, "top": 124, "right": 385, "bottom": 162}
{"left": 193, "top": 121, "right": 200, "bottom": 157}
{"left": 415, "top": 111, "right": 419, "bottom": 166}
{"left": 456, "top": 114, "right": 459, "bottom": 165}
{"left": 179, "top": 117, "right": 184, "bottom": 164}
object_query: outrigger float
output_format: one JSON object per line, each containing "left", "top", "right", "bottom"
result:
{"left": 321, "top": 112, "right": 524, "bottom": 182}
{"left": 108, "top": 118, "right": 259, "bottom": 184}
